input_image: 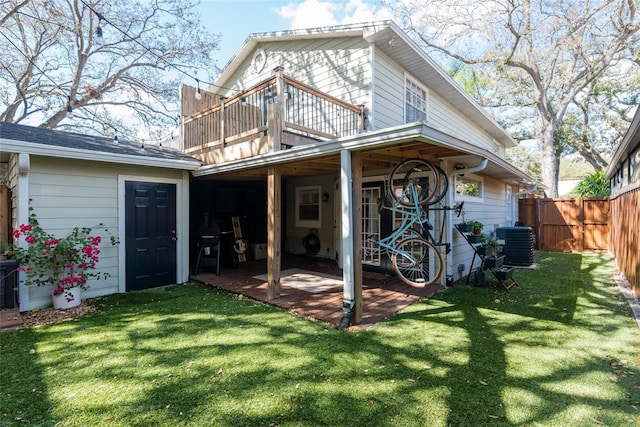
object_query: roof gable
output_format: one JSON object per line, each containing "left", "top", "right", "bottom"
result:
{"left": 212, "top": 21, "right": 515, "bottom": 148}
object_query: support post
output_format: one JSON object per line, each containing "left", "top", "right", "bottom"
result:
{"left": 267, "top": 166, "right": 282, "bottom": 300}
{"left": 351, "top": 151, "right": 363, "bottom": 323}
{"left": 340, "top": 150, "right": 363, "bottom": 326}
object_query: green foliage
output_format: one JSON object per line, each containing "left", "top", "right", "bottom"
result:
{"left": 7, "top": 206, "right": 118, "bottom": 294}
{"left": 569, "top": 170, "right": 610, "bottom": 197}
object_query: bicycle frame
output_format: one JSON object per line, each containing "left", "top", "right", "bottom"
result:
{"left": 378, "top": 180, "right": 426, "bottom": 257}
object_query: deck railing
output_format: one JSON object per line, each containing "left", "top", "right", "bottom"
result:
{"left": 182, "top": 68, "right": 365, "bottom": 154}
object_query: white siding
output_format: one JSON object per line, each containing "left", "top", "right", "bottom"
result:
{"left": 23, "top": 156, "right": 185, "bottom": 310}
{"left": 429, "top": 92, "right": 501, "bottom": 155}
{"left": 371, "top": 51, "right": 506, "bottom": 155}
{"left": 371, "top": 50, "right": 404, "bottom": 130}
{"left": 450, "top": 175, "right": 513, "bottom": 280}
{"left": 222, "top": 37, "right": 371, "bottom": 107}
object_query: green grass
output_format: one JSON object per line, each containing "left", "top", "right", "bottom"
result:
{"left": 1, "top": 252, "right": 639, "bottom": 426}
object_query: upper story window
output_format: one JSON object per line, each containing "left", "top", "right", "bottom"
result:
{"left": 405, "top": 75, "right": 428, "bottom": 123}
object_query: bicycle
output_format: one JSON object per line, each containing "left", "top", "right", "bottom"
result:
{"left": 375, "top": 158, "right": 462, "bottom": 288}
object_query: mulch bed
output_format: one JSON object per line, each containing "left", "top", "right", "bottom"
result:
{"left": 0, "top": 303, "right": 96, "bottom": 332}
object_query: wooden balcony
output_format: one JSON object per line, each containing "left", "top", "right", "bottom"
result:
{"left": 181, "top": 67, "right": 366, "bottom": 165}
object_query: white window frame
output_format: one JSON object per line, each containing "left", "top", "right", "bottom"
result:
{"left": 404, "top": 73, "right": 428, "bottom": 124}
{"left": 295, "top": 185, "right": 321, "bottom": 228}
{"left": 361, "top": 186, "right": 382, "bottom": 266}
{"left": 454, "top": 174, "right": 484, "bottom": 202}
{"left": 505, "top": 185, "right": 513, "bottom": 222}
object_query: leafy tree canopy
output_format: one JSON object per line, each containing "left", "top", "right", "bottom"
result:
{"left": 0, "top": 0, "right": 220, "bottom": 142}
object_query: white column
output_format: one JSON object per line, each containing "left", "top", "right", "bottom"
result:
{"left": 340, "top": 150, "right": 354, "bottom": 305}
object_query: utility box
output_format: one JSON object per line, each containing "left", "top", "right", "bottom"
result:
{"left": 252, "top": 243, "right": 267, "bottom": 260}
{"left": 0, "top": 259, "right": 17, "bottom": 309}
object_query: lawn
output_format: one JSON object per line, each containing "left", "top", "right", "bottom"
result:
{"left": 1, "top": 252, "right": 639, "bottom": 426}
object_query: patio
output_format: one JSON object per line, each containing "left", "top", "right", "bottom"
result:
{"left": 189, "top": 254, "right": 443, "bottom": 328}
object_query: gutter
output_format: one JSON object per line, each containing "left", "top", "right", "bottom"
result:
{"left": 0, "top": 139, "right": 202, "bottom": 171}
{"left": 450, "top": 158, "right": 488, "bottom": 177}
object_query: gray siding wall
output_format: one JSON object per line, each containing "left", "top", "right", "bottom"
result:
{"left": 23, "top": 156, "right": 184, "bottom": 310}
{"left": 610, "top": 144, "right": 640, "bottom": 196}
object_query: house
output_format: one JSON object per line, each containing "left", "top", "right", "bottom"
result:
{"left": 182, "top": 21, "right": 533, "bottom": 324}
{"left": 0, "top": 122, "right": 202, "bottom": 311}
{"left": 606, "top": 105, "right": 640, "bottom": 298}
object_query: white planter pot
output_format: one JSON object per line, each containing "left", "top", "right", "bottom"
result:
{"left": 52, "top": 286, "right": 82, "bottom": 310}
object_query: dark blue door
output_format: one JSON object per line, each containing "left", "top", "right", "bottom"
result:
{"left": 125, "top": 181, "right": 177, "bottom": 291}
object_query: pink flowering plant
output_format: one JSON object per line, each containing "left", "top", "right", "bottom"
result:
{"left": 8, "top": 206, "right": 118, "bottom": 301}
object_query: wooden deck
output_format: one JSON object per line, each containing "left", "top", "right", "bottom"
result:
{"left": 190, "top": 255, "right": 444, "bottom": 328}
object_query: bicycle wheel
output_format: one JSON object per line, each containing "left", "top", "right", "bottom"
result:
{"left": 391, "top": 237, "right": 443, "bottom": 287}
{"left": 426, "top": 164, "right": 449, "bottom": 206}
{"left": 388, "top": 159, "right": 440, "bottom": 207}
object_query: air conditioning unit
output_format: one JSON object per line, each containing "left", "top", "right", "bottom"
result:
{"left": 496, "top": 227, "right": 534, "bottom": 267}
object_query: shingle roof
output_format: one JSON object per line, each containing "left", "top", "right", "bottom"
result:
{"left": 0, "top": 122, "right": 200, "bottom": 164}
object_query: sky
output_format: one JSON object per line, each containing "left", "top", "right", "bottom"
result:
{"left": 197, "top": 0, "right": 392, "bottom": 75}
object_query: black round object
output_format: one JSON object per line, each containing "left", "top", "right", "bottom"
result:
{"left": 302, "top": 228, "right": 321, "bottom": 255}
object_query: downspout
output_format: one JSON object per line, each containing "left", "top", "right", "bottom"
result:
{"left": 445, "top": 158, "right": 488, "bottom": 283}
{"left": 513, "top": 181, "right": 537, "bottom": 198}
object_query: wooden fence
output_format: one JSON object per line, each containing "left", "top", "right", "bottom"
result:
{"left": 518, "top": 197, "right": 609, "bottom": 252}
{"left": 608, "top": 188, "right": 639, "bottom": 297}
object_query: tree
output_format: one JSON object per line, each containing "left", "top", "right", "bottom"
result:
{"left": 569, "top": 170, "right": 610, "bottom": 197}
{"left": 385, "top": 0, "right": 640, "bottom": 196}
{"left": 0, "top": 0, "right": 220, "bottom": 141}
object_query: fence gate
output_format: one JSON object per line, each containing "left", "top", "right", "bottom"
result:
{"left": 518, "top": 197, "right": 609, "bottom": 252}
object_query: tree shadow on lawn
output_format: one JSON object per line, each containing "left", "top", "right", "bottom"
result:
{"left": 12, "top": 286, "right": 446, "bottom": 426}
{"left": 390, "top": 250, "right": 640, "bottom": 425}
{"left": 0, "top": 328, "right": 56, "bottom": 425}
{"left": 458, "top": 251, "right": 634, "bottom": 332}
{"left": 3, "top": 252, "right": 639, "bottom": 426}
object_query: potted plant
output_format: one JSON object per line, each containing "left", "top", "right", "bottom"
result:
{"left": 481, "top": 234, "right": 504, "bottom": 268}
{"left": 8, "top": 205, "right": 118, "bottom": 309}
{"left": 493, "top": 266, "right": 514, "bottom": 281}
{"left": 472, "top": 221, "right": 483, "bottom": 235}
{"left": 455, "top": 204, "right": 473, "bottom": 232}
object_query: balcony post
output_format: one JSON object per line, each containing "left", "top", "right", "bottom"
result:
{"left": 219, "top": 97, "right": 226, "bottom": 147}
{"left": 267, "top": 66, "right": 285, "bottom": 152}
{"left": 358, "top": 104, "right": 367, "bottom": 133}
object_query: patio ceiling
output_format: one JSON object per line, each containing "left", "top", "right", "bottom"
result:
{"left": 192, "top": 123, "right": 532, "bottom": 185}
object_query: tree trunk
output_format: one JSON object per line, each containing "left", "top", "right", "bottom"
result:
{"left": 537, "top": 115, "right": 559, "bottom": 197}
